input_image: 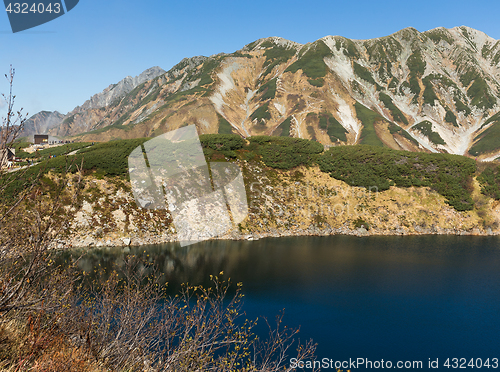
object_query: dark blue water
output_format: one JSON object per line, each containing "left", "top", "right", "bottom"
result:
{"left": 75, "top": 235, "right": 500, "bottom": 370}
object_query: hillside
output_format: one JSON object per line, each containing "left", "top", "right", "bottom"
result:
{"left": 8, "top": 135, "right": 499, "bottom": 248}
{"left": 38, "top": 26, "right": 500, "bottom": 161}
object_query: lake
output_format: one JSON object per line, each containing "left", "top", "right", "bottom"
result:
{"left": 71, "top": 235, "right": 500, "bottom": 370}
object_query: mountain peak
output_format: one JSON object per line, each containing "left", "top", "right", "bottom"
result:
{"left": 21, "top": 110, "right": 65, "bottom": 137}
{"left": 243, "top": 36, "right": 302, "bottom": 51}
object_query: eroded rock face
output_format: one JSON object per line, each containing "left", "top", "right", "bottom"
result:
{"left": 48, "top": 66, "right": 166, "bottom": 137}
{"left": 58, "top": 160, "right": 499, "bottom": 249}
{"left": 73, "top": 67, "right": 167, "bottom": 113}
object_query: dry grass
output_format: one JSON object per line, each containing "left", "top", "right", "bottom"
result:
{"left": 0, "top": 318, "right": 107, "bottom": 372}
{"left": 239, "top": 164, "right": 497, "bottom": 234}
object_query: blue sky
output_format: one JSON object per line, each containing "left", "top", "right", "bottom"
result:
{"left": 1, "top": 0, "right": 499, "bottom": 119}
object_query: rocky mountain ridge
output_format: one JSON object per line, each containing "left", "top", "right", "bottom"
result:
{"left": 72, "top": 66, "right": 166, "bottom": 113}
{"left": 21, "top": 110, "right": 64, "bottom": 137}
{"left": 41, "top": 26, "right": 500, "bottom": 160}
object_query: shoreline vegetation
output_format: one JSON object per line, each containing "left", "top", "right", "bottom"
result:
{"left": 23, "top": 134, "right": 496, "bottom": 250}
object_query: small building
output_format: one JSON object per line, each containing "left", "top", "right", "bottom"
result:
{"left": 34, "top": 134, "right": 49, "bottom": 145}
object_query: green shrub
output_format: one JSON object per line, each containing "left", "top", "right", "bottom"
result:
{"left": 317, "top": 145, "right": 476, "bottom": 211}
{"left": 189, "top": 57, "right": 219, "bottom": 87}
{"left": 407, "top": 51, "right": 426, "bottom": 76}
{"left": 468, "top": 76, "right": 496, "bottom": 109}
{"left": 263, "top": 44, "right": 296, "bottom": 64}
{"left": 68, "top": 138, "right": 150, "bottom": 177}
{"left": 232, "top": 51, "right": 253, "bottom": 58}
{"left": 444, "top": 109, "right": 458, "bottom": 127}
{"left": 0, "top": 138, "right": 151, "bottom": 198}
{"left": 422, "top": 76, "right": 438, "bottom": 105}
{"left": 353, "top": 62, "right": 376, "bottom": 85}
{"left": 388, "top": 123, "right": 419, "bottom": 145}
{"left": 199, "top": 134, "right": 245, "bottom": 152}
{"left": 217, "top": 114, "right": 234, "bottom": 134}
{"left": 379, "top": 93, "right": 408, "bottom": 124}
{"left": 388, "top": 77, "right": 399, "bottom": 90}
{"left": 413, "top": 121, "right": 445, "bottom": 146}
{"left": 478, "top": 165, "right": 500, "bottom": 200}
{"left": 459, "top": 67, "right": 479, "bottom": 87}
{"left": 355, "top": 103, "right": 385, "bottom": 147}
{"left": 480, "top": 111, "right": 500, "bottom": 129}
{"left": 307, "top": 78, "right": 324, "bottom": 87}
{"left": 469, "top": 119, "right": 500, "bottom": 156}
{"left": 258, "top": 78, "right": 277, "bottom": 100}
{"left": 409, "top": 75, "right": 421, "bottom": 99}
{"left": 469, "top": 112, "right": 500, "bottom": 156}
{"left": 12, "top": 139, "right": 32, "bottom": 158}
{"left": 250, "top": 103, "right": 271, "bottom": 126}
{"left": 454, "top": 96, "right": 471, "bottom": 115}
{"left": 307, "top": 126, "right": 317, "bottom": 141}
{"left": 249, "top": 136, "right": 324, "bottom": 169}
{"left": 285, "top": 40, "right": 331, "bottom": 80}
{"left": 318, "top": 112, "right": 347, "bottom": 142}
{"left": 258, "top": 41, "right": 297, "bottom": 80}
{"left": 135, "top": 86, "right": 161, "bottom": 109}
{"left": 406, "top": 51, "right": 426, "bottom": 102}
{"left": 335, "top": 37, "right": 361, "bottom": 59}
{"left": 12, "top": 138, "right": 31, "bottom": 149}
{"left": 424, "top": 28, "right": 454, "bottom": 45}
{"left": 273, "top": 116, "right": 293, "bottom": 137}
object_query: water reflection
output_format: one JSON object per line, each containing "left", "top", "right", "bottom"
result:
{"left": 57, "top": 235, "right": 500, "bottom": 370}
{"left": 59, "top": 235, "right": 500, "bottom": 295}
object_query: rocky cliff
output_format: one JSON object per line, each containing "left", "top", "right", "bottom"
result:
{"left": 53, "top": 161, "right": 499, "bottom": 249}
{"left": 49, "top": 66, "right": 166, "bottom": 136}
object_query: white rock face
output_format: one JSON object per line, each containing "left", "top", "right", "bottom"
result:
{"left": 74, "top": 66, "right": 166, "bottom": 113}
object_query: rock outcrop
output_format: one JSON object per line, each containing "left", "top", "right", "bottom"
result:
{"left": 54, "top": 160, "right": 500, "bottom": 249}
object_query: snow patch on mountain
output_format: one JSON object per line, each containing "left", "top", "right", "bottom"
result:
{"left": 264, "top": 37, "right": 302, "bottom": 50}
{"left": 240, "top": 89, "right": 256, "bottom": 137}
{"left": 323, "top": 55, "right": 354, "bottom": 91}
{"left": 209, "top": 62, "right": 241, "bottom": 112}
{"left": 273, "top": 102, "right": 286, "bottom": 116}
{"left": 330, "top": 90, "right": 361, "bottom": 140}
{"left": 291, "top": 115, "right": 303, "bottom": 138}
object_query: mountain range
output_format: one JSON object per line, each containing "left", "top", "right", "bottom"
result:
{"left": 26, "top": 26, "right": 500, "bottom": 160}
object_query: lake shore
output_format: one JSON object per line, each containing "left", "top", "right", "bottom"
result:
{"left": 55, "top": 223, "right": 499, "bottom": 249}
{"left": 54, "top": 164, "right": 500, "bottom": 250}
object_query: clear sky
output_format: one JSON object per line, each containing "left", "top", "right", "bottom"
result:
{"left": 0, "top": 0, "right": 499, "bottom": 119}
